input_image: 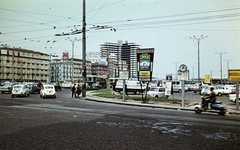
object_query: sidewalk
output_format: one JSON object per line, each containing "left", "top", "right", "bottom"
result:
{"left": 83, "top": 94, "right": 240, "bottom": 115}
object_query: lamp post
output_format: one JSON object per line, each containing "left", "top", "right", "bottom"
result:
{"left": 189, "top": 35, "right": 208, "bottom": 85}
{"left": 215, "top": 52, "right": 227, "bottom": 84}
{"left": 49, "top": 53, "right": 58, "bottom": 83}
{"left": 224, "top": 59, "right": 232, "bottom": 81}
{"left": 191, "top": 66, "right": 195, "bottom": 81}
{"left": 66, "top": 37, "right": 80, "bottom": 83}
{"left": 173, "top": 62, "right": 179, "bottom": 80}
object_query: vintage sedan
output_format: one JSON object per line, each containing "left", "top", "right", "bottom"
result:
{"left": 11, "top": 84, "right": 30, "bottom": 97}
{"left": 146, "top": 87, "right": 168, "bottom": 99}
{"left": 0, "top": 82, "right": 16, "bottom": 94}
{"left": 40, "top": 85, "right": 57, "bottom": 98}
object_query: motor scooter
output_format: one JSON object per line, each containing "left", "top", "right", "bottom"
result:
{"left": 194, "top": 97, "right": 226, "bottom": 115}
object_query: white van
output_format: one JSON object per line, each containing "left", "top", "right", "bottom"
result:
{"left": 115, "top": 80, "right": 146, "bottom": 94}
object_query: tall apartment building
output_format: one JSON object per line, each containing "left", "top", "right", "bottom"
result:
{"left": 0, "top": 47, "right": 50, "bottom": 82}
{"left": 51, "top": 58, "right": 91, "bottom": 82}
{"left": 100, "top": 41, "right": 140, "bottom": 78}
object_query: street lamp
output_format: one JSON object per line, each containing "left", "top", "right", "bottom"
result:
{"left": 215, "top": 52, "right": 227, "bottom": 84}
{"left": 66, "top": 37, "right": 81, "bottom": 83}
{"left": 191, "top": 66, "right": 196, "bottom": 81}
{"left": 224, "top": 59, "right": 233, "bottom": 81}
{"left": 189, "top": 35, "right": 208, "bottom": 85}
{"left": 173, "top": 62, "right": 179, "bottom": 80}
{"left": 49, "top": 53, "right": 58, "bottom": 83}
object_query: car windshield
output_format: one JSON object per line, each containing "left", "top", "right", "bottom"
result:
{"left": 150, "top": 88, "right": 158, "bottom": 92}
{"left": 45, "top": 86, "right": 53, "bottom": 89}
{"left": 4, "top": 83, "right": 11, "bottom": 86}
{"left": 14, "top": 85, "right": 23, "bottom": 88}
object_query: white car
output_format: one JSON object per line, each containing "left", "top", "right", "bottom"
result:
{"left": 229, "top": 90, "right": 240, "bottom": 103}
{"left": 201, "top": 86, "right": 216, "bottom": 95}
{"left": 40, "top": 85, "right": 57, "bottom": 98}
{"left": 11, "top": 84, "right": 30, "bottom": 97}
{"left": 147, "top": 87, "right": 168, "bottom": 99}
{"left": 62, "top": 82, "right": 73, "bottom": 89}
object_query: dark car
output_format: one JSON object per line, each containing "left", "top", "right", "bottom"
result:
{"left": 90, "top": 83, "right": 102, "bottom": 90}
{"left": 28, "top": 84, "right": 41, "bottom": 93}
{"left": 50, "top": 82, "right": 62, "bottom": 91}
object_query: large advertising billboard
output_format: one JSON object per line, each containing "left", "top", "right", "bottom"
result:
{"left": 137, "top": 48, "right": 154, "bottom": 82}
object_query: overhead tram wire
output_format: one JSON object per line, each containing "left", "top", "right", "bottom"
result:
{"left": 87, "top": 7, "right": 240, "bottom": 26}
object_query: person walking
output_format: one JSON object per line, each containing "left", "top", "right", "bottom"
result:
{"left": 112, "top": 83, "right": 116, "bottom": 94}
{"left": 71, "top": 84, "right": 76, "bottom": 98}
{"left": 76, "top": 84, "right": 82, "bottom": 98}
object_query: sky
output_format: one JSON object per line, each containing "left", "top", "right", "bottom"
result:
{"left": 0, "top": 0, "right": 240, "bottom": 80}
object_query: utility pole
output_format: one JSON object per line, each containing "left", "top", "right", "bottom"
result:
{"left": 215, "top": 52, "right": 227, "bottom": 84}
{"left": 82, "top": 0, "right": 86, "bottom": 97}
{"left": 189, "top": 35, "right": 207, "bottom": 85}
{"left": 12, "top": 50, "right": 14, "bottom": 82}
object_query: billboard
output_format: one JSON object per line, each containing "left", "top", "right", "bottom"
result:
{"left": 137, "top": 48, "right": 154, "bottom": 82}
{"left": 229, "top": 70, "right": 240, "bottom": 81}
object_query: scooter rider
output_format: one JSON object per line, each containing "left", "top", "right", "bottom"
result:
{"left": 202, "top": 87, "right": 216, "bottom": 110}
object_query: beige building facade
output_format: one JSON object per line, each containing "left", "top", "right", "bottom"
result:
{"left": 0, "top": 47, "right": 50, "bottom": 82}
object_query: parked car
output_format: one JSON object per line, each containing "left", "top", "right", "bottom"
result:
{"left": 0, "top": 82, "right": 16, "bottom": 94}
{"left": 229, "top": 89, "right": 240, "bottom": 103}
{"left": 201, "top": 86, "right": 216, "bottom": 95}
{"left": 50, "top": 82, "right": 62, "bottom": 91}
{"left": 146, "top": 87, "right": 168, "bottom": 98}
{"left": 11, "top": 84, "right": 30, "bottom": 97}
{"left": 90, "top": 83, "right": 102, "bottom": 90}
{"left": 173, "top": 85, "right": 187, "bottom": 93}
{"left": 215, "top": 85, "right": 235, "bottom": 96}
{"left": 28, "top": 84, "right": 41, "bottom": 93}
{"left": 40, "top": 85, "right": 57, "bottom": 98}
{"left": 62, "top": 82, "right": 72, "bottom": 89}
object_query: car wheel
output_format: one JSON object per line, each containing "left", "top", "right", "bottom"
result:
{"left": 195, "top": 107, "right": 202, "bottom": 114}
{"left": 155, "top": 95, "right": 158, "bottom": 98}
{"left": 218, "top": 92, "right": 222, "bottom": 96}
{"left": 11, "top": 94, "right": 14, "bottom": 98}
{"left": 178, "top": 89, "right": 182, "bottom": 93}
{"left": 1, "top": 91, "right": 4, "bottom": 94}
{"left": 218, "top": 112, "right": 225, "bottom": 116}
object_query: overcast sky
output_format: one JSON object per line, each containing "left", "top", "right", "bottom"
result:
{"left": 0, "top": 0, "right": 239, "bottom": 79}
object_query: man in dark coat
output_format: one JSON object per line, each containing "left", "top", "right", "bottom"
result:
{"left": 71, "top": 84, "right": 76, "bottom": 98}
{"left": 202, "top": 87, "right": 216, "bottom": 110}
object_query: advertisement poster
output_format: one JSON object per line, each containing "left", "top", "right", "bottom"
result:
{"left": 165, "top": 81, "right": 172, "bottom": 96}
{"left": 204, "top": 74, "right": 211, "bottom": 83}
{"left": 137, "top": 48, "right": 154, "bottom": 82}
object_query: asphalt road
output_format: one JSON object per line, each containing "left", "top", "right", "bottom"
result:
{"left": 0, "top": 89, "right": 240, "bottom": 149}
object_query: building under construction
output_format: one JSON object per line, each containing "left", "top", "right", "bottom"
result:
{"left": 100, "top": 41, "right": 140, "bottom": 78}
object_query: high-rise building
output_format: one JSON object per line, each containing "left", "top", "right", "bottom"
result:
{"left": 100, "top": 41, "right": 140, "bottom": 78}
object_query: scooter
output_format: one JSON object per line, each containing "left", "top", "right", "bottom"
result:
{"left": 194, "top": 97, "right": 226, "bottom": 115}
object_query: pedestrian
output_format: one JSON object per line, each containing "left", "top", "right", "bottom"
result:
{"left": 112, "top": 83, "right": 116, "bottom": 94}
{"left": 71, "top": 84, "right": 76, "bottom": 98}
{"left": 76, "top": 84, "right": 82, "bottom": 98}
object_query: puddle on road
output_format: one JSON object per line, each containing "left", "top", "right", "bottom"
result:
{"left": 96, "top": 121, "right": 236, "bottom": 140}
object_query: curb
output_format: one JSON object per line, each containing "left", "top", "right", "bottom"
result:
{"left": 82, "top": 96, "right": 240, "bottom": 115}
